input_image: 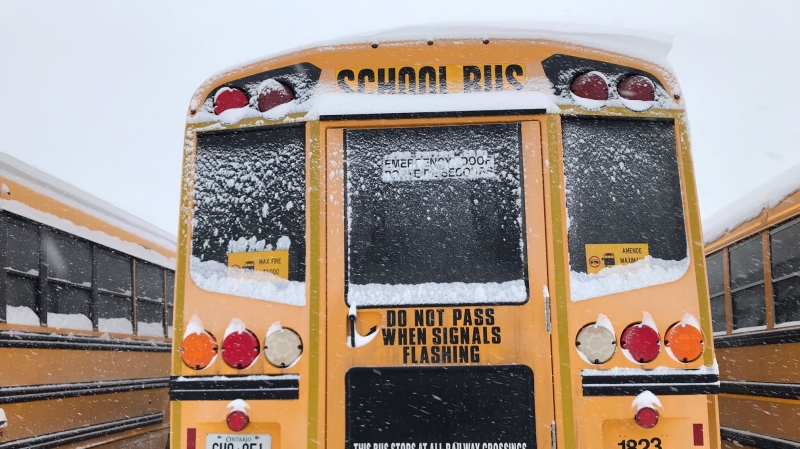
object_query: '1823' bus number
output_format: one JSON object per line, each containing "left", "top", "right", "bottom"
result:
{"left": 618, "top": 438, "right": 662, "bottom": 449}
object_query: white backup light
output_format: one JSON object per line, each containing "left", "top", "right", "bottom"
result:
{"left": 576, "top": 324, "right": 616, "bottom": 364}
{"left": 265, "top": 328, "right": 303, "bottom": 368}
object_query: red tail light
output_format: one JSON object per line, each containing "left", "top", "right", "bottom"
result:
{"left": 570, "top": 72, "right": 608, "bottom": 100}
{"left": 617, "top": 75, "right": 655, "bottom": 101}
{"left": 257, "top": 79, "right": 295, "bottom": 112}
{"left": 221, "top": 329, "right": 260, "bottom": 369}
{"left": 635, "top": 407, "right": 659, "bottom": 429}
{"left": 620, "top": 323, "right": 660, "bottom": 363}
{"left": 227, "top": 410, "right": 249, "bottom": 432}
{"left": 214, "top": 87, "right": 249, "bottom": 115}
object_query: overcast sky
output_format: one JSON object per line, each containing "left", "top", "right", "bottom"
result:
{"left": 1, "top": 1, "right": 798, "bottom": 236}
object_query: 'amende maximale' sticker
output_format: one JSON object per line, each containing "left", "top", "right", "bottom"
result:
{"left": 382, "top": 150, "right": 496, "bottom": 182}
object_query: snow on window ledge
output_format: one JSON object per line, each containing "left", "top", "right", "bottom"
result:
{"left": 348, "top": 279, "right": 527, "bottom": 307}
{"left": 570, "top": 256, "right": 689, "bottom": 302}
{"left": 47, "top": 312, "right": 93, "bottom": 331}
{"left": 190, "top": 257, "right": 305, "bottom": 306}
{"left": 731, "top": 325, "right": 767, "bottom": 334}
{"left": 98, "top": 317, "right": 133, "bottom": 335}
{"left": 6, "top": 305, "right": 39, "bottom": 326}
{"left": 773, "top": 320, "right": 800, "bottom": 329}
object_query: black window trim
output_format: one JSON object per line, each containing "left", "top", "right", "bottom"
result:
{"left": 728, "top": 235, "right": 766, "bottom": 331}
{"left": 769, "top": 216, "right": 800, "bottom": 326}
{"left": 0, "top": 211, "right": 175, "bottom": 337}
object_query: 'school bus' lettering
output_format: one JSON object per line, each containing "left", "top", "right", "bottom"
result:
{"left": 336, "top": 64, "right": 525, "bottom": 94}
{"left": 173, "top": 27, "right": 718, "bottom": 449}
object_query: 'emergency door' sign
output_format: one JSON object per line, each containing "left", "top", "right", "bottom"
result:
{"left": 382, "top": 150, "right": 496, "bottom": 182}
{"left": 228, "top": 250, "right": 289, "bottom": 280}
{"left": 585, "top": 243, "right": 649, "bottom": 274}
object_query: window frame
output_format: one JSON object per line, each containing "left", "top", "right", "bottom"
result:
{"left": 728, "top": 235, "right": 767, "bottom": 332}
{"left": 769, "top": 217, "right": 800, "bottom": 327}
{"left": 0, "top": 212, "right": 175, "bottom": 336}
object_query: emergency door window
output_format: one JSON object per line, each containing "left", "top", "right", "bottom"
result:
{"left": 344, "top": 123, "right": 528, "bottom": 307}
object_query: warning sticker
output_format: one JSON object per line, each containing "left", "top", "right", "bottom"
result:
{"left": 585, "top": 243, "right": 649, "bottom": 274}
{"left": 227, "top": 250, "right": 289, "bottom": 280}
{"left": 382, "top": 150, "right": 496, "bottom": 182}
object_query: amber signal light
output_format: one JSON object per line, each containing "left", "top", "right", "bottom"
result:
{"left": 180, "top": 331, "right": 218, "bottom": 370}
{"left": 664, "top": 322, "right": 704, "bottom": 362}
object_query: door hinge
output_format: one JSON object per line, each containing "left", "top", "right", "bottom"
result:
{"left": 551, "top": 421, "right": 557, "bottom": 449}
{"left": 543, "top": 285, "right": 551, "bottom": 334}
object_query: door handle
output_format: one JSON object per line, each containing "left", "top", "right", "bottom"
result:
{"left": 348, "top": 304, "right": 378, "bottom": 348}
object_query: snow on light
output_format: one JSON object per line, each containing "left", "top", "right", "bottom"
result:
{"left": 570, "top": 256, "right": 689, "bottom": 301}
{"left": 631, "top": 391, "right": 662, "bottom": 412}
{"left": 641, "top": 311, "right": 658, "bottom": 333}
{"left": 226, "top": 399, "right": 250, "bottom": 413}
{"left": 224, "top": 318, "right": 248, "bottom": 339}
{"left": 183, "top": 315, "right": 206, "bottom": 338}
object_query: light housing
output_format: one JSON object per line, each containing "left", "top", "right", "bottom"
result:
{"left": 635, "top": 407, "right": 659, "bottom": 429}
{"left": 226, "top": 410, "right": 249, "bottom": 432}
{"left": 180, "top": 331, "right": 218, "bottom": 370}
{"left": 617, "top": 75, "right": 655, "bottom": 101}
{"left": 214, "top": 87, "right": 249, "bottom": 115}
{"left": 265, "top": 327, "right": 303, "bottom": 368}
{"left": 570, "top": 72, "right": 609, "bottom": 101}
{"left": 575, "top": 323, "right": 616, "bottom": 364}
{"left": 664, "top": 322, "right": 704, "bottom": 362}
{"left": 257, "top": 79, "right": 295, "bottom": 112}
{"left": 620, "top": 323, "right": 660, "bottom": 363}
{"left": 221, "top": 329, "right": 260, "bottom": 369}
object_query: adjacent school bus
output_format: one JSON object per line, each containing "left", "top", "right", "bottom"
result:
{"left": 704, "top": 180, "right": 800, "bottom": 449}
{"left": 0, "top": 152, "right": 176, "bottom": 448}
{"left": 170, "top": 26, "right": 720, "bottom": 449}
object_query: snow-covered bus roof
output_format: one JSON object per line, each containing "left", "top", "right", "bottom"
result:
{"left": 703, "top": 160, "right": 800, "bottom": 244}
{"left": 211, "top": 21, "right": 674, "bottom": 80}
{"left": 0, "top": 152, "right": 176, "bottom": 268}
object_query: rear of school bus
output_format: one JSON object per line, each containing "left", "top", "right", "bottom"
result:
{"left": 170, "top": 26, "right": 719, "bottom": 449}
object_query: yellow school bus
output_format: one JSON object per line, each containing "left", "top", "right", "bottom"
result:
{"left": 0, "top": 151, "right": 176, "bottom": 448}
{"left": 170, "top": 25, "right": 719, "bottom": 449}
{"left": 704, "top": 180, "right": 800, "bottom": 449}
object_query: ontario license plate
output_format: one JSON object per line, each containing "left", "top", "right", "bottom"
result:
{"left": 206, "top": 433, "right": 271, "bottom": 449}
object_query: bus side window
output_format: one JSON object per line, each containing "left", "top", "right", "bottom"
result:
{"left": 4, "top": 217, "right": 40, "bottom": 325}
{"left": 136, "top": 262, "right": 165, "bottom": 337}
{"left": 729, "top": 236, "right": 765, "bottom": 330}
{"left": 46, "top": 233, "right": 92, "bottom": 330}
{"left": 165, "top": 271, "right": 175, "bottom": 337}
{"left": 706, "top": 252, "right": 725, "bottom": 334}
{"left": 770, "top": 219, "right": 800, "bottom": 325}
{"left": 97, "top": 249, "right": 133, "bottom": 334}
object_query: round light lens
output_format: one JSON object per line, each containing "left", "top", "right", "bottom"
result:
{"left": 635, "top": 407, "right": 659, "bottom": 429}
{"left": 570, "top": 72, "right": 609, "bottom": 100}
{"left": 618, "top": 75, "right": 655, "bottom": 101}
{"left": 221, "top": 330, "right": 260, "bottom": 369}
{"left": 213, "top": 87, "right": 249, "bottom": 115}
{"left": 265, "top": 328, "right": 303, "bottom": 368}
{"left": 227, "top": 410, "right": 249, "bottom": 432}
{"left": 620, "top": 323, "right": 660, "bottom": 363}
{"left": 257, "top": 79, "right": 295, "bottom": 112}
{"left": 180, "top": 331, "right": 218, "bottom": 370}
{"left": 664, "top": 322, "right": 704, "bottom": 363}
{"left": 576, "top": 323, "right": 616, "bottom": 364}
